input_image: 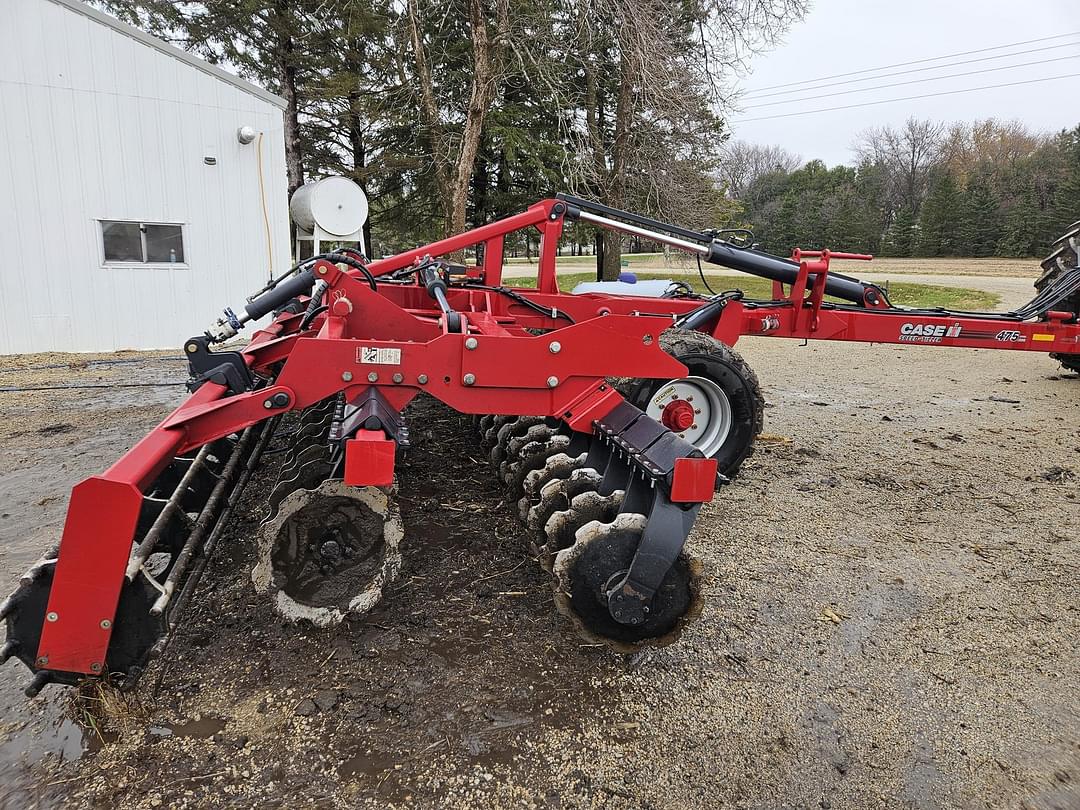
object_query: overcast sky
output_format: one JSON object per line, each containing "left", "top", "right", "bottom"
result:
{"left": 728, "top": 0, "right": 1078, "bottom": 166}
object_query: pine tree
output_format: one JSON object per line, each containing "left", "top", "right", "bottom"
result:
{"left": 882, "top": 206, "right": 917, "bottom": 257}
{"left": 957, "top": 176, "right": 1000, "bottom": 257}
{"left": 915, "top": 172, "right": 961, "bottom": 257}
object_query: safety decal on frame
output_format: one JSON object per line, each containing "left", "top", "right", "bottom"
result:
{"left": 357, "top": 346, "right": 402, "bottom": 365}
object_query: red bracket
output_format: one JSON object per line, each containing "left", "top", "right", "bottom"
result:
{"left": 344, "top": 430, "right": 397, "bottom": 487}
{"left": 670, "top": 457, "right": 718, "bottom": 503}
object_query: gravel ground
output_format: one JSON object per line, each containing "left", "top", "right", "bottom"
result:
{"left": 0, "top": 276, "right": 1077, "bottom": 810}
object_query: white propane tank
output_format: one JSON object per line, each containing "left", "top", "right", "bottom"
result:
{"left": 289, "top": 177, "right": 369, "bottom": 237}
{"left": 570, "top": 279, "right": 678, "bottom": 298}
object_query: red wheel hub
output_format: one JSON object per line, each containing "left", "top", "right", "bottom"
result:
{"left": 660, "top": 399, "right": 695, "bottom": 432}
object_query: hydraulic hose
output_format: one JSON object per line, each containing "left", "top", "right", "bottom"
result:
{"left": 244, "top": 267, "right": 317, "bottom": 322}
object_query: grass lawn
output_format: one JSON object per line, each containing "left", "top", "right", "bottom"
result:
{"left": 521, "top": 270, "right": 1001, "bottom": 311}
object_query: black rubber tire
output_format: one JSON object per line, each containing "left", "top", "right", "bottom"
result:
{"left": 1035, "top": 221, "right": 1080, "bottom": 373}
{"left": 625, "top": 329, "right": 764, "bottom": 478}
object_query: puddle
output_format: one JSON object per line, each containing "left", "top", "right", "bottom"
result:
{"left": 339, "top": 750, "right": 413, "bottom": 804}
{"left": 148, "top": 717, "right": 226, "bottom": 739}
{"left": 339, "top": 749, "right": 400, "bottom": 779}
{"left": 0, "top": 690, "right": 95, "bottom": 809}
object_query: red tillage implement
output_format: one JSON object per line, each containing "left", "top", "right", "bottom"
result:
{"left": 4, "top": 195, "right": 1078, "bottom": 695}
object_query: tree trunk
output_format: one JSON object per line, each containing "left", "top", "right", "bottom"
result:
{"left": 407, "top": 0, "right": 499, "bottom": 243}
{"left": 345, "top": 40, "right": 371, "bottom": 255}
{"left": 273, "top": 1, "right": 303, "bottom": 197}
{"left": 445, "top": 0, "right": 495, "bottom": 238}
{"left": 600, "top": 49, "right": 633, "bottom": 280}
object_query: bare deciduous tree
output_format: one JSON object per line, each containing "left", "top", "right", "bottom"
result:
{"left": 855, "top": 117, "right": 945, "bottom": 216}
{"left": 401, "top": 0, "right": 511, "bottom": 239}
{"left": 940, "top": 119, "right": 1048, "bottom": 184}
{"left": 556, "top": 0, "right": 808, "bottom": 277}
{"left": 718, "top": 140, "right": 802, "bottom": 197}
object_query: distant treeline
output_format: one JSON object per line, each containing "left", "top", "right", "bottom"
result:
{"left": 723, "top": 118, "right": 1080, "bottom": 258}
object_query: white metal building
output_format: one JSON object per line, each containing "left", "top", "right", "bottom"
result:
{"left": 0, "top": 0, "right": 291, "bottom": 354}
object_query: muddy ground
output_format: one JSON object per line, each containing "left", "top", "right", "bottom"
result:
{"left": 0, "top": 276, "right": 1077, "bottom": 809}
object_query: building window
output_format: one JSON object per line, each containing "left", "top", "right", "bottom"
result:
{"left": 101, "top": 221, "right": 185, "bottom": 264}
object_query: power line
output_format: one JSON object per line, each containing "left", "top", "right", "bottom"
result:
{"left": 743, "top": 41, "right": 1080, "bottom": 100}
{"left": 741, "top": 31, "right": 1080, "bottom": 94}
{"left": 743, "top": 54, "right": 1080, "bottom": 109}
{"left": 731, "top": 72, "right": 1080, "bottom": 123}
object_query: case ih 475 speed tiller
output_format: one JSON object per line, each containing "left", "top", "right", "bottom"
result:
{"left": 3, "top": 196, "right": 1079, "bottom": 696}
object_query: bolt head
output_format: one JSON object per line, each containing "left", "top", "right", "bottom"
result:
{"left": 417, "top": 374, "right": 429, "bottom": 384}
{"left": 367, "top": 372, "right": 379, "bottom": 383}
{"left": 342, "top": 371, "right": 353, "bottom": 382}
{"left": 465, "top": 337, "right": 478, "bottom": 350}
{"left": 317, "top": 266, "right": 327, "bottom": 275}
{"left": 392, "top": 373, "right": 404, "bottom": 384}
{"left": 46, "top": 612, "right": 58, "bottom": 622}
{"left": 643, "top": 334, "right": 654, "bottom": 345}
{"left": 463, "top": 373, "right": 476, "bottom": 386}
{"left": 100, "top": 619, "right": 112, "bottom": 629}
{"left": 691, "top": 423, "right": 698, "bottom": 430}
{"left": 263, "top": 400, "right": 273, "bottom": 409}
{"left": 37, "top": 656, "right": 48, "bottom": 666}
{"left": 90, "top": 662, "right": 102, "bottom": 673}
{"left": 546, "top": 376, "right": 559, "bottom": 388}
{"left": 548, "top": 341, "right": 561, "bottom": 354}
{"left": 186, "top": 343, "right": 198, "bottom": 354}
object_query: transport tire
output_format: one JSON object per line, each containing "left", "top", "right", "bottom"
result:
{"left": 625, "top": 330, "right": 764, "bottom": 479}
{"left": 1035, "top": 221, "right": 1080, "bottom": 373}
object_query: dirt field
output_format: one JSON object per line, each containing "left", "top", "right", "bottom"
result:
{"left": 0, "top": 273, "right": 1077, "bottom": 809}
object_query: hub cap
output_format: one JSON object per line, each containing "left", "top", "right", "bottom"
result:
{"left": 646, "top": 375, "right": 732, "bottom": 457}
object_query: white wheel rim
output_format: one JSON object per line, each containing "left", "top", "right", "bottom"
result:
{"left": 645, "top": 375, "right": 732, "bottom": 457}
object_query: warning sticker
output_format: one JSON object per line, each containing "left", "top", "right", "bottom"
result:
{"left": 357, "top": 346, "right": 402, "bottom": 365}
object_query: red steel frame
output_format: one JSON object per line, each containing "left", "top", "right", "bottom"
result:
{"left": 35, "top": 198, "right": 1080, "bottom": 676}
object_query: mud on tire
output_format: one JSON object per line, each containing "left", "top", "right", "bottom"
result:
{"left": 624, "top": 329, "right": 764, "bottom": 478}
{"left": 1036, "top": 221, "right": 1080, "bottom": 373}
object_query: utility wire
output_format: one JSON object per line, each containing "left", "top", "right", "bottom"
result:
{"left": 743, "top": 41, "right": 1080, "bottom": 100}
{"left": 743, "top": 54, "right": 1080, "bottom": 109}
{"left": 732, "top": 72, "right": 1080, "bottom": 123}
{"left": 742, "top": 31, "right": 1080, "bottom": 94}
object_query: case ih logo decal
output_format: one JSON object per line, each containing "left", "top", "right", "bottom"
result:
{"left": 900, "top": 323, "right": 1029, "bottom": 344}
{"left": 899, "top": 322, "right": 962, "bottom": 343}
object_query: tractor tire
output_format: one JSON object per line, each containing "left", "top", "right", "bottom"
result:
{"left": 625, "top": 329, "right": 764, "bottom": 479}
{"left": 1035, "top": 220, "right": 1080, "bottom": 373}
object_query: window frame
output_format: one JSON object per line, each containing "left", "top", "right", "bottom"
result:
{"left": 98, "top": 219, "right": 189, "bottom": 268}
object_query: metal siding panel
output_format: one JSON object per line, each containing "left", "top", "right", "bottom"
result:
{"left": 109, "top": 24, "right": 139, "bottom": 100}
{"left": 0, "top": 0, "right": 23, "bottom": 85}
{"left": 19, "top": 78, "right": 62, "bottom": 351}
{"left": 63, "top": 10, "right": 96, "bottom": 94}
{"left": 38, "top": 0, "right": 74, "bottom": 90}
{"left": 0, "top": 81, "right": 30, "bottom": 353}
{"left": 13, "top": 0, "right": 46, "bottom": 87}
